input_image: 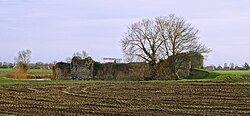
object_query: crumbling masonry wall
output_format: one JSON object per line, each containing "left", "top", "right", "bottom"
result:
{"left": 53, "top": 57, "right": 154, "bottom": 81}
{"left": 53, "top": 62, "right": 71, "bottom": 80}
{"left": 53, "top": 53, "right": 203, "bottom": 80}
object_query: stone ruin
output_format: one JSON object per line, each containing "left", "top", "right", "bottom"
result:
{"left": 53, "top": 53, "right": 204, "bottom": 81}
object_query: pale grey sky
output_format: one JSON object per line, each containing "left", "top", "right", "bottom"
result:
{"left": 0, "top": 0, "right": 250, "bottom": 66}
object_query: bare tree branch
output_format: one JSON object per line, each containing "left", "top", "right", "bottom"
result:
{"left": 122, "top": 14, "right": 210, "bottom": 79}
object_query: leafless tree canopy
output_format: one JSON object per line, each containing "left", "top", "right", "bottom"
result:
{"left": 15, "top": 49, "right": 32, "bottom": 71}
{"left": 122, "top": 14, "right": 210, "bottom": 79}
{"left": 122, "top": 19, "right": 162, "bottom": 63}
{"left": 66, "top": 50, "right": 89, "bottom": 63}
{"left": 157, "top": 15, "right": 210, "bottom": 58}
{"left": 73, "top": 51, "right": 88, "bottom": 59}
{"left": 15, "top": 49, "right": 32, "bottom": 66}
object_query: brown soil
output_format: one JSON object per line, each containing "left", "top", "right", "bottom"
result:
{"left": 0, "top": 82, "right": 250, "bottom": 116}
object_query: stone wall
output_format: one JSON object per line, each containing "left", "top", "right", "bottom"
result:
{"left": 93, "top": 62, "right": 151, "bottom": 81}
{"left": 53, "top": 53, "right": 203, "bottom": 80}
{"left": 71, "top": 57, "right": 94, "bottom": 80}
{"left": 53, "top": 62, "right": 71, "bottom": 80}
{"left": 53, "top": 58, "right": 152, "bottom": 81}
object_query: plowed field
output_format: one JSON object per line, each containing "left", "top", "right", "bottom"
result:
{"left": 0, "top": 82, "right": 250, "bottom": 115}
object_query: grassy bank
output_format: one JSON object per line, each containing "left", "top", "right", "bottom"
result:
{"left": 186, "top": 69, "right": 250, "bottom": 82}
{"left": 0, "top": 68, "right": 52, "bottom": 77}
{"left": 0, "top": 68, "right": 13, "bottom": 77}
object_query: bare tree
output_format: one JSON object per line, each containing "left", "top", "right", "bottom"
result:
{"left": 15, "top": 49, "right": 32, "bottom": 71}
{"left": 73, "top": 50, "right": 88, "bottom": 59}
{"left": 66, "top": 50, "right": 89, "bottom": 63}
{"left": 122, "top": 14, "right": 210, "bottom": 79}
{"left": 157, "top": 15, "right": 210, "bottom": 79}
{"left": 122, "top": 19, "right": 163, "bottom": 78}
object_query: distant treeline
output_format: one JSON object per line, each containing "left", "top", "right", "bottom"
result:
{"left": 206, "top": 62, "right": 250, "bottom": 70}
{"left": 0, "top": 61, "right": 56, "bottom": 69}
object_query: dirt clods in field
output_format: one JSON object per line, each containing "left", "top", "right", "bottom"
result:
{"left": 0, "top": 82, "right": 250, "bottom": 115}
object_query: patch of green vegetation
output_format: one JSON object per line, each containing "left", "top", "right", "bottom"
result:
{"left": 0, "top": 68, "right": 13, "bottom": 77}
{"left": 212, "top": 70, "right": 250, "bottom": 82}
{"left": 185, "top": 69, "right": 250, "bottom": 83}
{"left": 187, "top": 69, "right": 209, "bottom": 79}
{"left": 215, "top": 74, "right": 250, "bottom": 82}
{"left": 0, "top": 68, "right": 52, "bottom": 78}
{"left": 27, "top": 69, "right": 53, "bottom": 78}
{"left": 214, "top": 70, "right": 250, "bottom": 76}
{"left": 27, "top": 69, "right": 52, "bottom": 74}
{"left": 0, "top": 68, "right": 13, "bottom": 72}
{"left": 186, "top": 69, "right": 219, "bottom": 79}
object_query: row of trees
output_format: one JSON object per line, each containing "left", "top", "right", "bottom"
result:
{"left": 213, "top": 62, "right": 250, "bottom": 70}
{"left": 0, "top": 62, "right": 14, "bottom": 68}
{"left": 122, "top": 14, "right": 210, "bottom": 79}
{"left": 0, "top": 50, "right": 33, "bottom": 69}
{"left": 0, "top": 61, "right": 56, "bottom": 69}
{"left": 1, "top": 50, "right": 89, "bottom": 71}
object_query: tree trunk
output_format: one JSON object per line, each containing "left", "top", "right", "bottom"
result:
{"left": 168, "top": 55, "right": 180, "bottom": 80}
{"left": 173, "top": 67, "right": 179, "bottom": 80}
{"left": 146, "top": 62, "right": 157, "bottom": 80}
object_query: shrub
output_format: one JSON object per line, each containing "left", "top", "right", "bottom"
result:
{"left": 6, "top": 68, "right": 27, "bottom": 79}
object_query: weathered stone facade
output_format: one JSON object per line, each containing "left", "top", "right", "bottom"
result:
{"left": 53, "top": 53, "right": 204, "bottom": 80}
{"left": 53, "top": 58, "right": 152, "bottom": 81}
{"left": 53, "top": 62, "right": 71, "bottom": 80}
{"left": 93, "top": 62, "right": 152, "bottom": 80}
{"left": 71, "top": 57, "right": 94, "bottom": 80}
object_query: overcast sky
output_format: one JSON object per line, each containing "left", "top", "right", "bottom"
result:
{"left": 0, "top": 0, "right": 250, "bottom": 66}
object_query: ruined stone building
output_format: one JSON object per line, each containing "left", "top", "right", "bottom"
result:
{"left": 53, "top": 53, "right": 204, "bottom": 81}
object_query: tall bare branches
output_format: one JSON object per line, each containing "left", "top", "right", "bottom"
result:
{"left": 122, "top": 14, "right": 210, "bottom": 79}
{"left": 122, "top": 19, "right": 162, "bottom": 63}
{"left": 15, "top": 49, "right": 31, "bottom": 66}
{"left": 15, "top": 49, "right": 32, "bottom": 71}
{"left": 157, "top": 14, "right": 210, "bottom": 58}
